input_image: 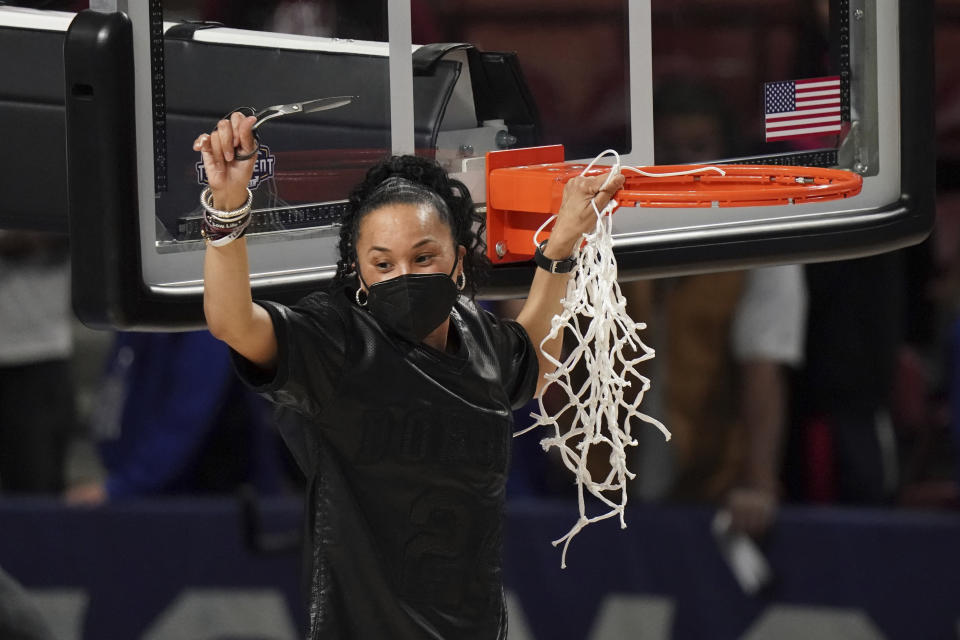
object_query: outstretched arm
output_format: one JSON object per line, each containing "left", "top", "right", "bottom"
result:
{"left": 726, "top": 360, "right": 786, "bottom": 537}
{"left": 194, "top": 112, "right": 277, "bottom": 369}
{"left": 515, "top": 170, "right": 624, "bottom": 395}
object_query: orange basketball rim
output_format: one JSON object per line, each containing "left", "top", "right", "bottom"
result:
{"left": 485, "top": 145, "right": 863, "bottom": 264}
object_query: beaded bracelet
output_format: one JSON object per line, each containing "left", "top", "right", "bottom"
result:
{"left": 200, "top": 187, "right": 253, "bottom": 221}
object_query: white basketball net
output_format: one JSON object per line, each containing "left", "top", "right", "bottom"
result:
{"left": 516, "top": 150, "right": 724, "bottom": 568}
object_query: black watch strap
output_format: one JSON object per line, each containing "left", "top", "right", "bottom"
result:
{"left": 533, "top": 240, "right": 576, "bottom": 274}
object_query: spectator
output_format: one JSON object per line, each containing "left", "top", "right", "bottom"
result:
{"left": 0, "top": 231, "right": 74, "bottom": 494}
{"left": 788, "top": 254, "right": 904, "bottom": 505}
{"left": 726, "top": 266, "right": 807, "bottom": 535}
{"left": 66, "top": 331, "right": 284, "bottom": 504}
{"left": 657, "top": 267, "right": 806, "bottom": 534}
{"left": 624, "top": 79, "right": 808, "bottom": 540}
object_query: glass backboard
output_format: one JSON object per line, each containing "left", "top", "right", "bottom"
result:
{"left": 0, "top": 0, "right": 933, "bottom": 327}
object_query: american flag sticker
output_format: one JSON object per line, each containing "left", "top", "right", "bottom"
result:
{"left": 764, "top": 76, "right": 842, "bottom": 141}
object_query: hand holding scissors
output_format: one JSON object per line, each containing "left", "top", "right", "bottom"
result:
{"left": 193, "top": 96, "right": 354, "bottom": 208}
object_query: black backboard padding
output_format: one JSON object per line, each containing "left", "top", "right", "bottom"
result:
{"left": 0, "top": 25, "right": 64, "bottom": 103}
{"left": 0, "top": 25, "right": 68, "bottom": 231}
{"left": 0, "top": 102, "right": 68, "bottom": 231}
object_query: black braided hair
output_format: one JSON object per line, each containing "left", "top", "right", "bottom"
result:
{"left": 333, "top": 155, "right": 490, "bottom": 299}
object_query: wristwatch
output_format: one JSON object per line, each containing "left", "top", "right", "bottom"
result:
{"left": 533, "top": 240, "right": 576, "bottom": 274}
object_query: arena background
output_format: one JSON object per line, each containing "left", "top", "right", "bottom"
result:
{"left": 1, "top": 0, "right": 958, "bottom": 638}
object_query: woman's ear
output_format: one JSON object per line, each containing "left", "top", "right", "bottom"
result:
{"left": 353, "top": 262, "right": 367, "bottom": 290}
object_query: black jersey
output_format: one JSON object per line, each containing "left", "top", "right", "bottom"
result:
{"left": 232, "top": 287, "right": 538, "bottom": 640}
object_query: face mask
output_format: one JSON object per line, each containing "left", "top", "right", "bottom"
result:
{"left": 358, "top": 255, "right": 460, "bottom": 343}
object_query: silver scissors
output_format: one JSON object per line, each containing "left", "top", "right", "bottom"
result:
{"left": 229, "top": 95, "right": 356, "bottom": 160}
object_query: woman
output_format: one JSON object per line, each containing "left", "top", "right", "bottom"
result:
{"left": 194, "top": 114, "right": 622, "bottom": 639}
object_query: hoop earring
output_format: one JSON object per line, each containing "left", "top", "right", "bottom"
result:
{"left": 456, "top": 272, "right": 466, "bottom": 291}
{"left": 355, "top": 287, "right": 368, "bottom": 307}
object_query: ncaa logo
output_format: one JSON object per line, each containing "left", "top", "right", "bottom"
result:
{"left": 196, "top": 145, "right": 276, "bottom": 190}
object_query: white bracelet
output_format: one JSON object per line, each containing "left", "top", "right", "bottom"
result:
{"left": 200, "top": 187, "right": 253, "bottom": 220}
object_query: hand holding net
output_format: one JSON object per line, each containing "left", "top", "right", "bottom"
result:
{"left": 515, "top": 151, "right": 710, "bottom": 567}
